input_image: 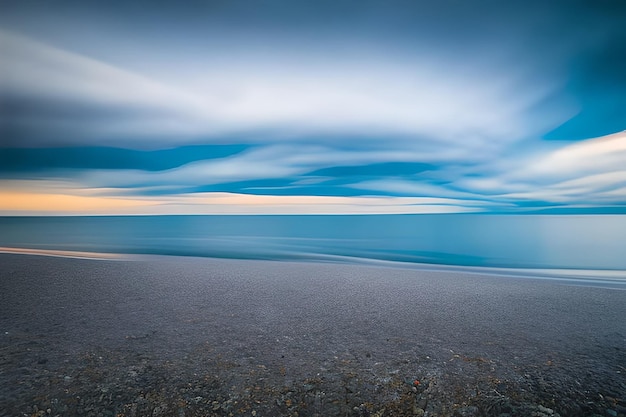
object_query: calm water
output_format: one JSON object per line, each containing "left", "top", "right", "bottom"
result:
{"left": 1, "top": 214, "right": 625, "bottom": 271}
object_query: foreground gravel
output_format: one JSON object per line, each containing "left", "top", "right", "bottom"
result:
{"left": 1, "top": 254, "right": 625, "bottom": 417}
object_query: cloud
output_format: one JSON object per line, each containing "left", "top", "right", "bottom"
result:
{"left": 332, "top": 131, "right": 626, "bottom": 210}
{"left": 350, "top": 179, "right": 472, "bottom": 198}
{"left": 454, "top": 131, "right": 626, "bottom": 206}
{"left": 70, "top": 144, "right": 439, "bottom": 190}
{"left": 496, "top": 171, "right": 626, "bottom": 205}
{"left": 0, "top": 30, "right": 212, "bottom": 145}
{"left": 187, "top": 60, "right": 542, "bottom": 141}
{"left": 1, "top": 28, "right": 566, "bottom": 154}
{"left": 2, "top": 6, "right": 624, "bottom": 215}
{"left": 0, "top": 179, "right": 482, "bottom": 215}
{"left": 518, "top": 131, "right": 626, "bottom": 182}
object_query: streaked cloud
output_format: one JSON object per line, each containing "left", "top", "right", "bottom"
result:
{"left": 0, "top": 30, "right": 212, "bottom": 146}
{"left": 519, "top": 131, "right": 626, "bottom": 181}
{"left": 1, "top": 27, "right": 564, "bottom": 151}
{"left": 1, "top": 1, "right": 625, "bottom": 214}
{"left": 0, "top": 183, "right": 483, "bottom": 215}
{"left": 455, "top": 131, "right": 626, "bottom": 206}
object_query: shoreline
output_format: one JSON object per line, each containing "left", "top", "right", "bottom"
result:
{"left": 1, "top": 253, "right": 625, "bottom": 416}
{"left": 0, "top": 247, "right": 125, "bottom": 260}
{"left": 2, "top": 246, "right": 625, "bottom": 289}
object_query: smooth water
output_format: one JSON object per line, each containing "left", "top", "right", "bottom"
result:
{"left": 1, "top": 214, "right": 625, "bottom": 271}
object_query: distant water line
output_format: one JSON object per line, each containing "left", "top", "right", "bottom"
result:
{"left": 0, "top": 214, "right": 625, "bottom": 271}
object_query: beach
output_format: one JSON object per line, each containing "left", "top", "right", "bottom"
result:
{"left": 1, "top": 253, "right": 625, "bottom": 417}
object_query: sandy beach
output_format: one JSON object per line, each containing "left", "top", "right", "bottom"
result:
{"left": 1, "top": 253, "right": 625, "bottom": 417}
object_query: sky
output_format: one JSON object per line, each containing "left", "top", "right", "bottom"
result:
{"left": 1, "top": 0, "right": 625, "bottom": 215}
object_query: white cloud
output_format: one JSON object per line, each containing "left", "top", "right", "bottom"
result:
{"left": 496, "top": 171, "right": 626, "bottom": 205}
{"left": 73, "top": 144, "right": 444, "bottom": 189}
{"left": 350, "top": 179, "right": 481, "bottom": 199}
{"left": 551, "top": 171, "right": 626, "bottom": 193}
{"left": 518, "top": 131, "right": 626, "bottom": 181}
{"left": 76, "top": 146, "right": 313, "bottom": 188}
{"left": 1, "top": 28, "right": 566, "bottom": 155}
{"left": 454, "top": 131, "right": 626, "bottom": 205}
{"left": 6, "top": 28, "right": 621, "bottom": 212}
{"left": 0, "top": 30, "right": 217, "bottom": 143}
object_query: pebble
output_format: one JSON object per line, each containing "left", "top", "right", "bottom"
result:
{"left": 537, "top": 405, "right": 554, "bottom": 415}
{"left": 454, "top": 406, "right": 479, "bottom": 416}
{"left": 606, "top": 409, "right": 617, "bottom": 417}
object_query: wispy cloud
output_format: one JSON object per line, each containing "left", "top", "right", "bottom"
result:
{"left": 0, "top": 179, "right": 483, "bottom": 215}
{"left": 517, "top": 131, "right": 626, "bottom": 182}
{"left": 455, "top": 131, "right": 626, "bottom": 206}
{"left": 1, "top": 28, "right": 565, "bottom": 153}
{"left": 0, "top": 30, "right": 214, "bottom": 146}
{"left": 2, "top": 132, "right": 625, "bottom": 214}
{"left": 1, "top": 0, "right": 626, "bottom": 215}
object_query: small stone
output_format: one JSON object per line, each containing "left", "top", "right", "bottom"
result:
{"left": 413, "top": 406, "right": 425, "bottom": 417}
{"left": 417, "top": 398, "right": 428, "bottom": 410}
{"left": 606, "top": 409, "right": 617, "bottom": 417}
{"left": 455, "top": 406, "right": 479, "bottom": 417}
{"left": 538, "top": 405, "right": 554, "bottom": 415}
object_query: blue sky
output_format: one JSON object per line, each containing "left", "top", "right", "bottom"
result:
{"left": 1, "top": 0, "right": 625, "bottom": 214}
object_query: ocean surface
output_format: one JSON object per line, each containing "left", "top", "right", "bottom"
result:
{"left": 1, "top": 214, "right": 625, "bottom": 273}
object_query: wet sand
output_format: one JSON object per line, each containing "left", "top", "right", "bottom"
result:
{"left": 1, "top": 253, "right": 625, "bottom": 416}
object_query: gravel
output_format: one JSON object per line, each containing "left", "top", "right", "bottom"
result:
{"left": 1, "top": 253, "right": 625, "bottom": 417}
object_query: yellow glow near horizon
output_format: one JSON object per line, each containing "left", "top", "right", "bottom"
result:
{"left": 0, "top": 191, "right": 155, "bottom": 213}
{"left": 0, "top": 189, "right": 481, "bottom": 215}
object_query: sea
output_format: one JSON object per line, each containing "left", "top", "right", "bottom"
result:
{"left": 1, "top": 214, "right": 625, "bottom": 275}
